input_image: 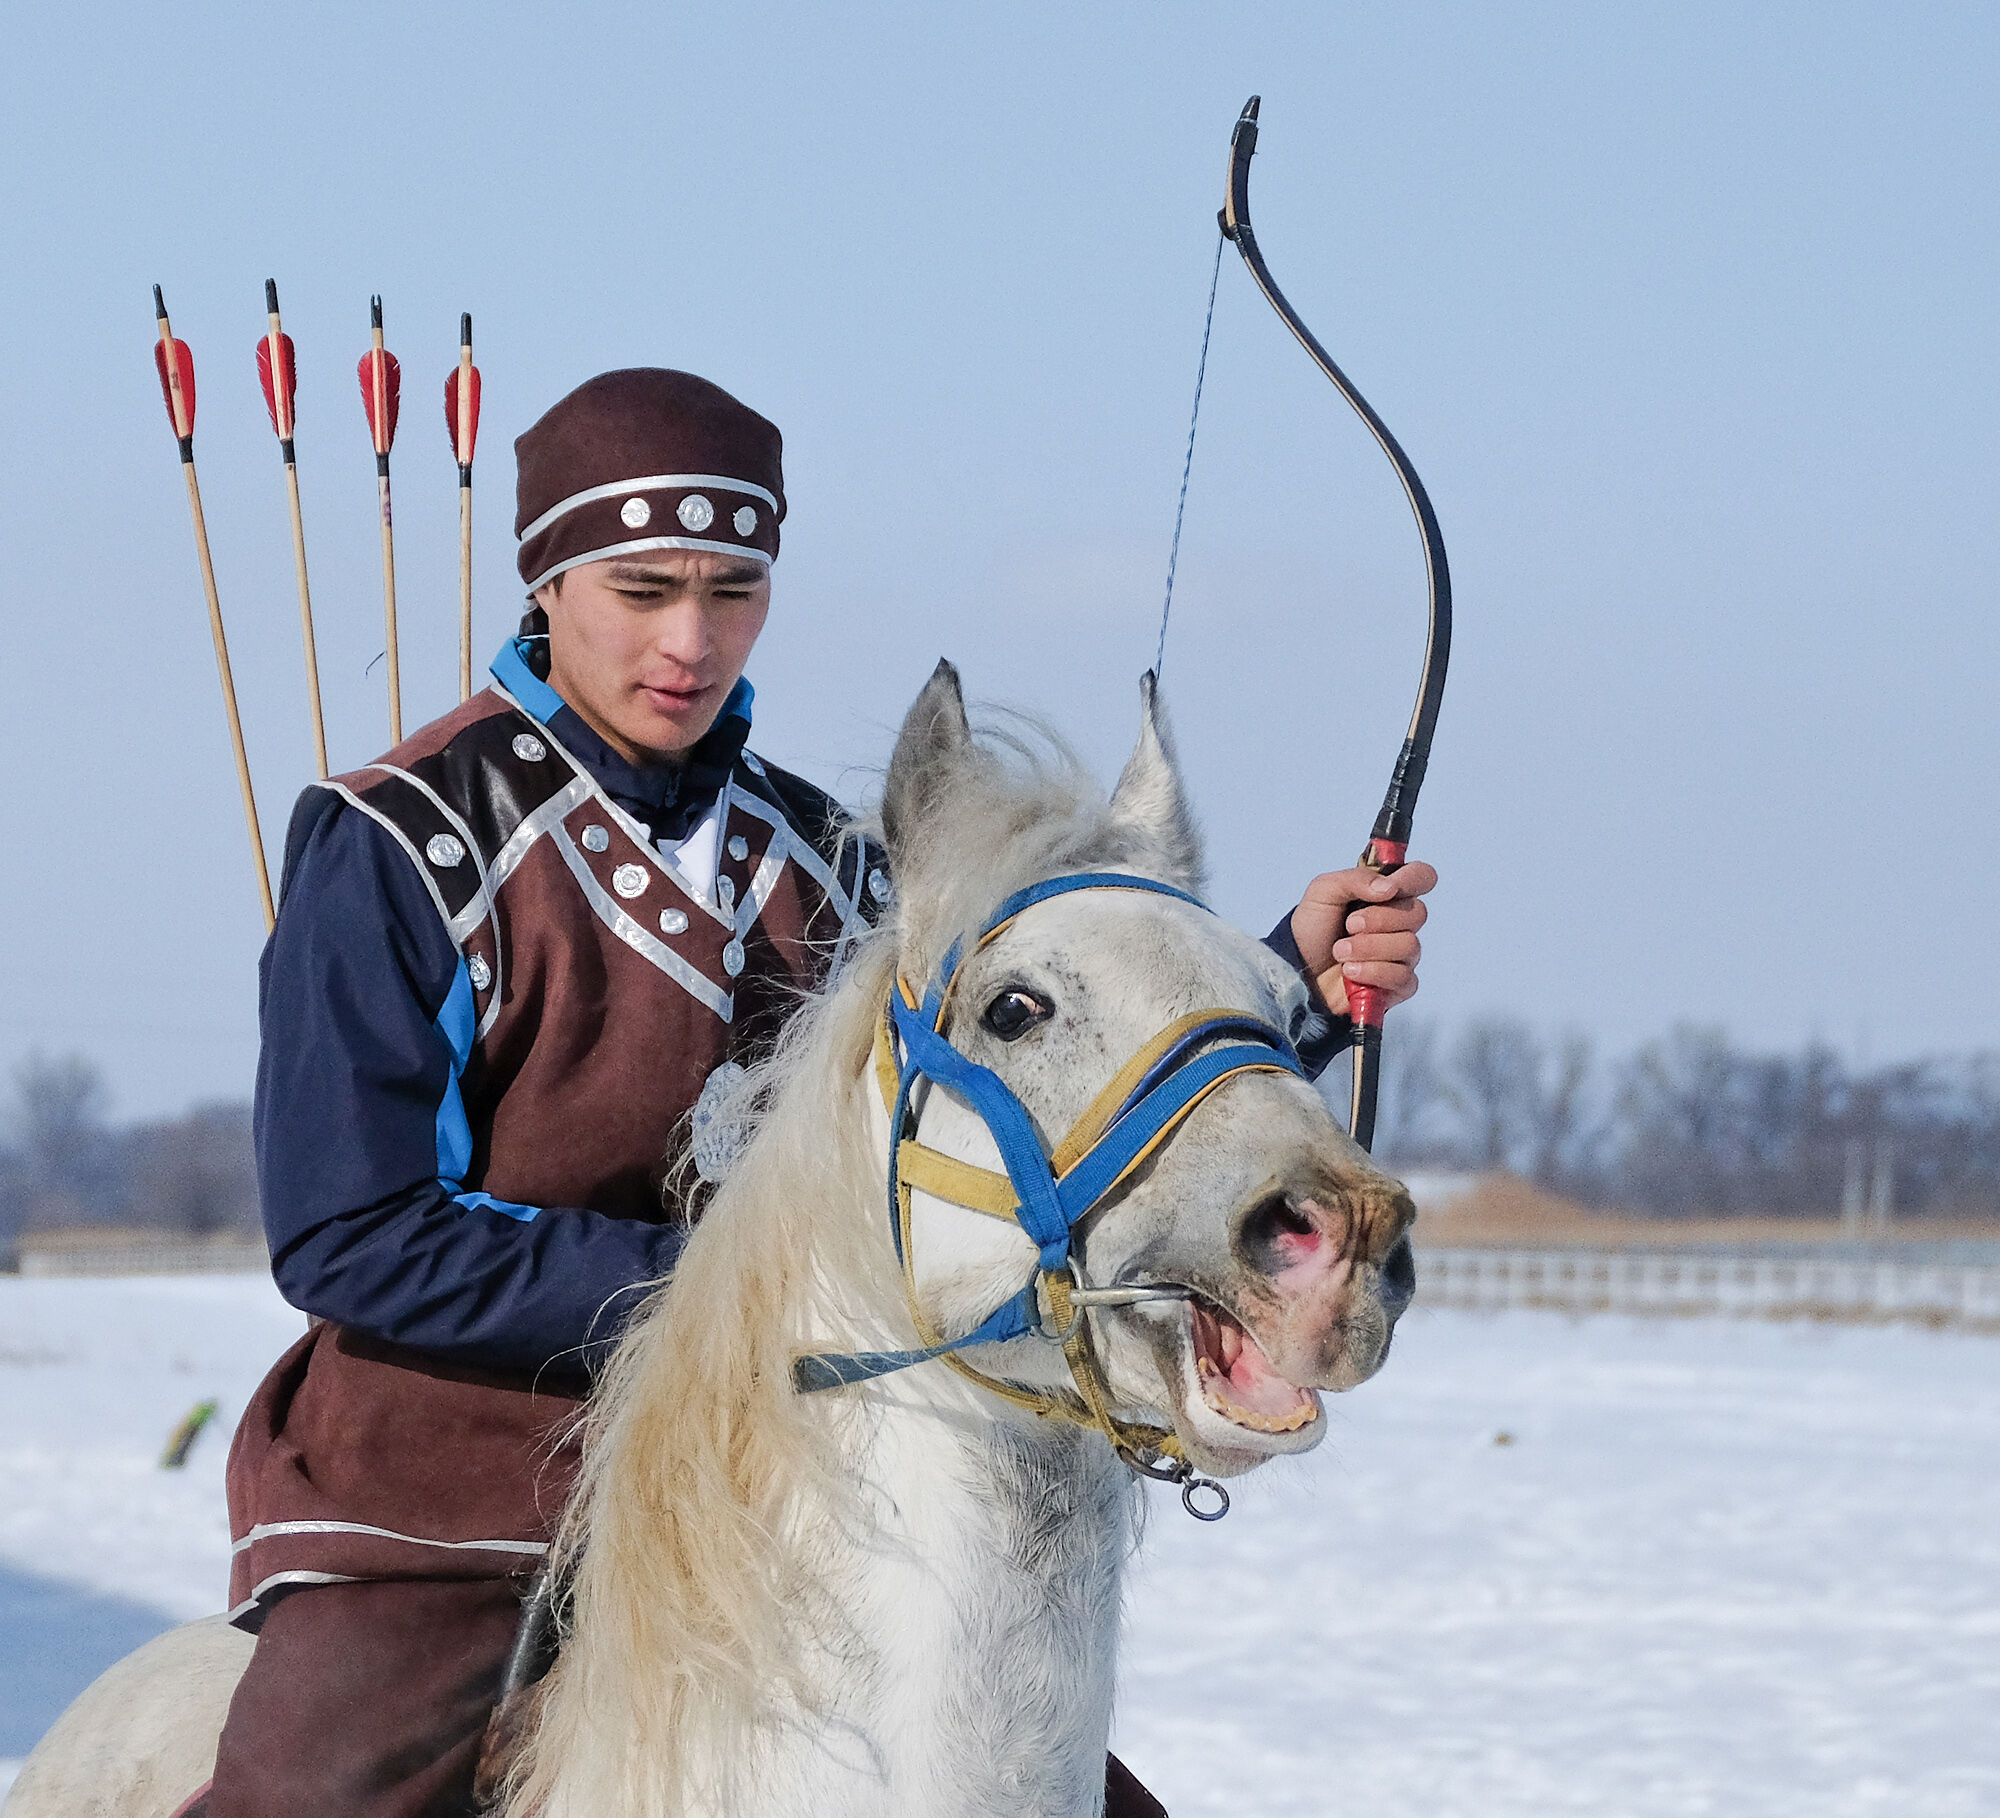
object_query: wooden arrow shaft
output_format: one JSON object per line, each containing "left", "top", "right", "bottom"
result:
{"left": 183, "top": 460, "right": 275, "bottom": 931}
{"left": 455, "top": 326, "right": 476, "bottom": 703}
{"left": 378, "top": 467, "right": 401, "bottom": 744}
{"left": 283, "top": 462, "right": 329, "bottom": 778}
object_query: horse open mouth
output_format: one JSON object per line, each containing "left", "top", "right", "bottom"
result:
{"left": 1188, "top": 1296, "right": 1319, "bottom": 1435}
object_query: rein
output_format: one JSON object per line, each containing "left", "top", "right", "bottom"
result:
{"left": 793, "top": 871, "right": 1306, "bottom": 1519}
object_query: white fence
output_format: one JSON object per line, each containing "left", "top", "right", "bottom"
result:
{"left": 14, "top": 1241, "right": 271, "bottom": 1279}
{"left": 1418, "top": 1246, "right": 2000, "bottom": 1331}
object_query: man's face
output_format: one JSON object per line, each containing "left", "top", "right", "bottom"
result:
{"left": 536, "top": 550, "right": 771, "bottom": 763}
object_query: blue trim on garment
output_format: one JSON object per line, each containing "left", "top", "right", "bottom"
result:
{"left": 431, "top": 956, "right": 543, "bottom": 1223}
{"left": 451, "top": 1189, "right": 543, "bottom": 1224}
{"left": 432, "top": 959, "right": 477, "bottom": 1185}
{"left": 491, "top": 637, "right": 566, "bottom": 722}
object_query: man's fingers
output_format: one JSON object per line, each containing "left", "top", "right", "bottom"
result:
{"left": 1343, "top": 897, "right": 1429, "bottom": 937}
{"left": 1363, "top": 860, "right": 1437, "bottom": 900}
{"left": 1337, "top": 959, "right": 1421, "bottom": 1002}
{"left": 1303, "top": 860, "right": 1435, "bottom": 907}
{"left": 1332, "top": 932, "right": 1422, "bottom": 967}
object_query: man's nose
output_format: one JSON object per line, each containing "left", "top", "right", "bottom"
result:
{"left": 652, "top": 600, "right": 712, "bottom": 666}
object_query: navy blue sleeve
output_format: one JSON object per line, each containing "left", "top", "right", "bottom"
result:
{"left": 254, "top": 792, "right": 685, "bottom": 1375}
{"left": 1262, "top": 912, "right": 1355, "bottom": 1081}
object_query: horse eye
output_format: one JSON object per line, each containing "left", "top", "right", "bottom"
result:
{"left": 982, "top": 988, "right": 1051, "bottom": 1041}
{"left": 1288, "top": 1003, "right": 1310, "bottom": 1043}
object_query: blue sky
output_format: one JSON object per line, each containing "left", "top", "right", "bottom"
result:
{"left": 1, "top": 3, "right": 1994, "bottom": 1117}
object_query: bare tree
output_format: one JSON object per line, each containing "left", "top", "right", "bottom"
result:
{"left": 127, "top": 1103, "right": 259, "bottom": 1235}
{"left": 6, "top": 1051, "right": 115, "bottom": 1226}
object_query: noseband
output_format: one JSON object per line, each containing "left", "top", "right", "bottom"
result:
{"left": 793, "top": 872, "right": 1306, "bottom": 1516}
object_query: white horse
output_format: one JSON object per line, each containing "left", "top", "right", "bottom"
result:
{"left": 8, "top": 665, "right": 1415, "bottom": 1818}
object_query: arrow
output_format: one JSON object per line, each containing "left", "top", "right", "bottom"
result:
{"left": 444, "top": 313, "right": 482, "bottom": 702}
{"left": 257, "top": 280, "right": 329, "bottom": 778}
{"left": 152, "top": 286, "right": 275, "bottom": 932}
{"left": 358, "top": 296, "right": 404, "bottom": 743}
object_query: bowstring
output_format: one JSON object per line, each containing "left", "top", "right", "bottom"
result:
{"left": 1155, "top": 228, "right": 1227, "bottom": 681}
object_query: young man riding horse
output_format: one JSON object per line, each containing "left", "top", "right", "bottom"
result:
{"left": 208, "top": 369, "right": 1437, "bottom": 1817}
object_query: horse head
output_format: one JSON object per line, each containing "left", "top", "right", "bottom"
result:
{"left": 876, "top": 660, "right": 1416, "bottom": 1482}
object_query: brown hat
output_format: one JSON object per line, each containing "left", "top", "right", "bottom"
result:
{"left": 514, "top": 369, "right": 785, "bottom": 589}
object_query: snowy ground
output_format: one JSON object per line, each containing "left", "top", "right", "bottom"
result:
{"left": 3, "top": 1278, "right": 1998, "bottom": 1814}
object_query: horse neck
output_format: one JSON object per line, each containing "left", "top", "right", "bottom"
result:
{"left": 806, "top": 1388, "right": 1139, "bottom": 1818}
{"left": 773, "top": 1055, "right": 1141, "bottom": 1817}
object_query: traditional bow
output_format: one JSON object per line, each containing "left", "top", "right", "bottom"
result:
{"left": 1216, "top": 96, "right": 1454, "bottom": 1151}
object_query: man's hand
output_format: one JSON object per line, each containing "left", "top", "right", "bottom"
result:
{"left": 1288, "top": 860, "right": 1438, "bottom": 1020}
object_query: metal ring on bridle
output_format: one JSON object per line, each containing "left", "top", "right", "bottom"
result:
{"left": 1180, "top": 1474, "right": 1230, "bottom": 1521}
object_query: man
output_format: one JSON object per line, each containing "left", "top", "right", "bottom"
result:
{"left": 210, "top": 369, "right": 1436, "bottom": 1817}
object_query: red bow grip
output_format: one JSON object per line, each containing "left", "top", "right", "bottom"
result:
{"left": 1344, "top": 837, "right": 1408, "bottom": 1034}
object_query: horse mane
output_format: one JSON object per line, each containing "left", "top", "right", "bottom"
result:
{"left": 507, "top": 710, "right": 1197, "bottom": 1818}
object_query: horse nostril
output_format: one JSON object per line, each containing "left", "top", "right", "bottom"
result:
{"left": 1378, "top": 1234, "right": 1416, "bottom": 1314}
{"left": 1237, "top": 1192, "right": 1319, "bottom": 1273}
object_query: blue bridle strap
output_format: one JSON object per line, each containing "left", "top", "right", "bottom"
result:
{"left": 792, "top": 870, "right": 1305, "bottom": 1402}
{"left": 791, "top": 1285, "right": 1038, "bottom": 1392}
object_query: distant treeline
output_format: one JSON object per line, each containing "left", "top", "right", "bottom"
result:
{"left": 0, "top": 1052, "right": 257, "bottom": 1242}
{"left": 1375, "top": 1020, "right": 2000, "bottom": 1221}
{"left": 7, "top": 1024, "right": 2000, "bottom": 1238}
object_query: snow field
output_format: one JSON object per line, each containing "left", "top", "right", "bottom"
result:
{"left": 3, "top": 1277, "right": 1997, "bottom": 1813}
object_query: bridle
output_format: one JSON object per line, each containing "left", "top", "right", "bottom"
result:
{"left": 792, "top": 871, "right": 1307, "bottom": 1520}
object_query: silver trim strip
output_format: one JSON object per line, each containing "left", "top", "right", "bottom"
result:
{"left": 524, "top": 535, "right": 772, "bottom": 594}
{"left": 552, "top": 824, "right": 734, "bottom": 1022}
{"left": 486, "top": 773, "right": 594, "bottom": 899}
{"left": 361, "top": 766, "right": 505, "bottom": 1025}
{"left": 518, "top": 472, "right": 780, "bottom": 543}
{"left": 736, "top": 815, "right": 789, "bottom": 937}
{"left": 230, "top": 1569, "right": 360, "bottom": 1620}
{"left": 232, "top": 1520, "right": 548, "bottom": 1560}
{"left": 309, "top": 780, "right": 456, "bottom": 931}
{"left": 495, "top": 682, "right": 725, "bottom": 929}
{"left": 731, "top": 786, "right": 842, "bottom": 906}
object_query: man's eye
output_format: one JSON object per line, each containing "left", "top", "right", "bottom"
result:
{"left": 981, "top": 988, "right": 1052, "bottom": 1041}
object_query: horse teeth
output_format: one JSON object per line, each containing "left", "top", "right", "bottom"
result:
{"left": 1199, "top": 1379, "right": 1317, "bottom": 1434}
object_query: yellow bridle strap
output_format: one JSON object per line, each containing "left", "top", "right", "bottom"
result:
{"left": 896, "top": 1142, "right": 1019, "bottom": 1219}
{"left": 875, "top": 996, "right": 1280, "bottom": 1222}
{"left": 870, "top": 990, "right": 1288, "bottom": 1470}
{"left": 1048, "top": 1007, "right": 1265, "bottom": 1174}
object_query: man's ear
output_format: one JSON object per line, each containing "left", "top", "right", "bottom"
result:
{"left": 881, "top": 659, "right": 972, "bottom": 866}
{"left": 1108, "top": 671, "right": 1204, "bottom": 893}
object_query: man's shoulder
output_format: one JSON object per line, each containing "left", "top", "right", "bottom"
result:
{"left": 319, "top": 689, "right": 578, "bottom": 870}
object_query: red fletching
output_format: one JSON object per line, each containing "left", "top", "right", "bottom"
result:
{"left": 444, "top": 364, "right": 482, "bottom": 466}
{"left": 154, "top": 336, "right": 196, "bottom": 438}
{"left": 357, "top": 349, "right": 402, "bottom": 455}
{"left": 256, "top": 332, "right": 298, "bottom": 440}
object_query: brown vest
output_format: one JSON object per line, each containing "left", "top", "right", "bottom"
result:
{"left": 226, "top": 685, "right": 880, "bottom": 1624}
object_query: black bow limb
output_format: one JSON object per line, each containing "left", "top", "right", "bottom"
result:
{"left": 1219, "top": 95, "right": 1454, "bottom": 1152}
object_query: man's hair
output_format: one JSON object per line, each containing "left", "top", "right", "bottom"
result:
{"left": 519, "top": 574, "right": 559, "bottom": 638}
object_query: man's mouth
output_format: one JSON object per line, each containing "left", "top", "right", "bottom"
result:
{"left": 641, "top": 681, "right": 711, "bottom": 712}
{"left": 1187, "top": 1296, "right": 1319, "bottom": 1434}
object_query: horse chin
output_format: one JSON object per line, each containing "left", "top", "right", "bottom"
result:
{"left": 1159, "top": 1295, "right": 1327, "bottom": 1477}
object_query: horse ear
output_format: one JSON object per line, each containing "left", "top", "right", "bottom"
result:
{"left": 882, "top": 659, "right": 973, "bottom": 862}
{"left": 1109, "top": 671, "right": 1204, "bottom": 891}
